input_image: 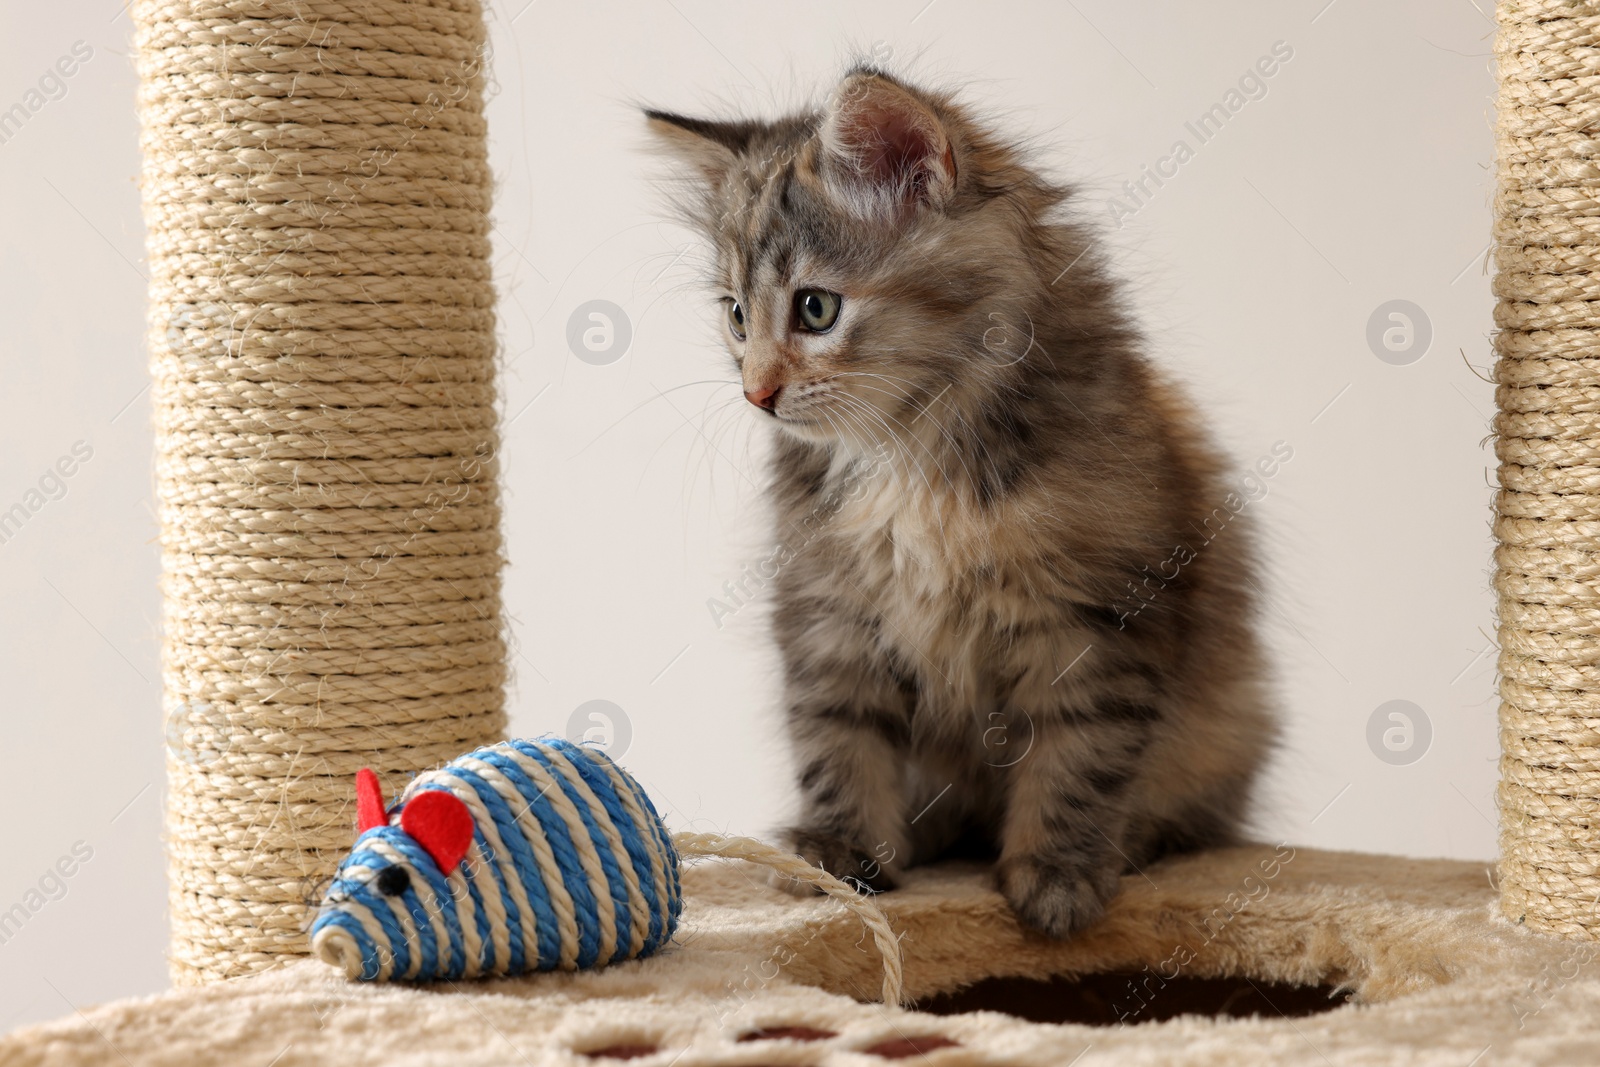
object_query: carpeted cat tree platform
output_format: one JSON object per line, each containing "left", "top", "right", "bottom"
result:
{"left": 5, "top": 848, "right": 1600, "bottom": 1066}
{"left": 7, "top": 0, "right": 1600, "bottom": 1063}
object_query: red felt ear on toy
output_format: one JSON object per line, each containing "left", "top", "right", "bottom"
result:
{"left": 400, "top": 790, "right": 473, "bottom": 873}
{"left": 355, "top": 767, "right": 387, "bottom": 835}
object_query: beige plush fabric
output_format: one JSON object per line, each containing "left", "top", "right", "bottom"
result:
{"left": 6, "top": 845, "right": 1598, "bottom": 1065}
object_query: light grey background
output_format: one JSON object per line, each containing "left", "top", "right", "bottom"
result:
{"left": 0, "top": 0, "right": 1497, "bottom": 1032}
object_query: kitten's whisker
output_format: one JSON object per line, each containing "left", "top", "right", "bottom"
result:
{"left": 692, "top": 396, "right": 757, "bottom": 514}
{"left": 830, "top": 378, "right": 983, "bottom": 491}
{"left": 569, "top": 379, "right": 742, "bottom": 460}
{"left": 831, "top": 390, "right": 954, "bottom": 497}
{"left": 895, "top": 379, "right": 1013, "bottom": 500}
{"left": 819, "top": 409, "right": 922, "bottom": 530}
{"left": 630, "top": 382, "right": 743, "bottom": 503}
{"left": 829, "top": 382, "right": 981, "bottom": 508}
{"left": 810, "top": 404, "right": 878, "bottom": 499}
{"left": 828, "top": 369, "right": 921, "bottom": 385}
{"left": 659, "top": 393, "right": 744, "bottom": 503}
{"left": 827, "top": 394, "right": 950, "bottom": 536}
{"left": 637, "top": 405, "right": 707, "bottom": 499}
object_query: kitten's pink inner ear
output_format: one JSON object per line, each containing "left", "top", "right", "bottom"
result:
{"left": 355, "top": 767, "right": 386, "bottom": 835}
{"left": 825, "top": 78, "right": 955, "bottom": 208}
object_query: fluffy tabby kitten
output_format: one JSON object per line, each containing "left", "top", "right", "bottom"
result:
{"left": 644, "top": 68, "right": 1275, "bottom": 937}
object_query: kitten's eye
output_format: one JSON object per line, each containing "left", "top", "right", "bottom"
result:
{"left": 795, "top": 289, "right": 841, "bottom": 333}
{"left": 376, "top": 866, "right": 410, "bottom": 897}
{"left": 726, "top": 300, "right": 746, "bottom": 341}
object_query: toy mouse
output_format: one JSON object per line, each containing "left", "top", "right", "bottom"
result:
{"left": 310, "top": 734, "right": 902, "bottom": 1003}
{"left": 310, "top": 736, "right": 681, "bottom": 981}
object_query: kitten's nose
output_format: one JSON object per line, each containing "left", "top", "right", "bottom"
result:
{"left": 744, "top": 385, "right": 780, "bottom": 412}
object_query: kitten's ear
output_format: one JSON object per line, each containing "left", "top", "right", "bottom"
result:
{"left": 644, "top": 109, "right": 755, "bottom": 184}
{"left": 820, "top": 72, "right": 957, "bottom": 216}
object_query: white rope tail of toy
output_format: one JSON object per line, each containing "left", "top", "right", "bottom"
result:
{"left": 672, "top": 832, "right": 906, "bottom": 1007}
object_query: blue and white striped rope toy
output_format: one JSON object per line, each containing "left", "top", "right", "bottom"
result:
{"left": 309, "top": 736, "right": 904, "bottom": 1003}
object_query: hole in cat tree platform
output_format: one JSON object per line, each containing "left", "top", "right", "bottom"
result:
{"left": 738, "top": 1026, "right": 838, "bottom": 1042}
{"left": 912, "top": 972, "right": 1352, "bottom": 1027}
{"left": 578, "top": 1044, "right": 660, "bottom": 1059}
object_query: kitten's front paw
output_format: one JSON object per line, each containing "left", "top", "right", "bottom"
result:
{"left": 998, "top": 856, "right": 1120, "bottom": 938}
{"left": 772, "top": 826, "right": 897, "bottom": 896}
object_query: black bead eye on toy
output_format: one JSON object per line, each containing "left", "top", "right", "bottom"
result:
{"left": 376, "top": 866, "right": 411, "bottom": 897}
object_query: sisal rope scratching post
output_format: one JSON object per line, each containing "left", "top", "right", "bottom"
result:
{"left": 134, "top": 0, "right": 505, "bottom": 982}
{"left": 1494, "top": 0, "right": 1600, "bottom": 939}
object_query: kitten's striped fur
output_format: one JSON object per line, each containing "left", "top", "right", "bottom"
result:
{"left": 645, "top": 68, "right": 1276, "bottom": 937}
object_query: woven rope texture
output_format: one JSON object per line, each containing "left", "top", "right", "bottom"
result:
{"left": 1495, "top": 0, "right": 1600, "bottom": 939}
{"left": 134, "top": 0, "right": 505, "bottom": 983}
